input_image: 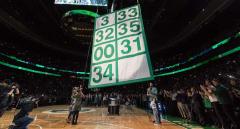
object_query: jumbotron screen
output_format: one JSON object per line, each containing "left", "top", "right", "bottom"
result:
{"left": 55, "top": 0, "right": 107, "bottom": 6}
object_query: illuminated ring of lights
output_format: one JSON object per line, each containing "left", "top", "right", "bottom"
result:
{"left": 154, "top": 46, "right": 240, "bottom": 77}
{"left": 0, "top": 52, "right": 89, "bottom": 75}
{"left": 154, "top": 32, "right": 240, "bottom": 72}
{"left": 63, "top": 10, "right": 99, "bottom": 18}
{"left": 0, "top": 61, "right": 61, "bottom": 77}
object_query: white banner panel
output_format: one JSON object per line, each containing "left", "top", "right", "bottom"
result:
{"left": 118, "top": 54, "right": 150, "bottom": 82}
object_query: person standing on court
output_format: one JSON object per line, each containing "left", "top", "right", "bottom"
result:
{"left": 147, "top": 82, "right": 158, "bottom": 101}
{"left": 150, "top": 97, "right": 160, "bottom": 125}
{"left": 71, "top": 85, "right": 85, "bottom": 125}
{"left": 147, "top": 82, "right": 158, "bottom": 121}
{"left": 66, "top": 87, "right": 77, "bottom": 123}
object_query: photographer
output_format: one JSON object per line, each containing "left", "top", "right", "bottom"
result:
{"left": 71, "top": 85, "right": 85, "bottom": 125}
{"left": 9, "top": 82, "right": 20, "bottom": 109}
{"left": 9, "top": 96, "right": 37, "bottom": 129}
{"left": 0, "top": 80, "right": 19, "bottom": 117}
{"left": 66, "top": 85, "right": 85, "bottom": 125}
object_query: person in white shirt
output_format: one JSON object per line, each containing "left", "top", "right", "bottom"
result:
{"left": 200, "top": 80, "right": 224, "bottom": 128}
{"left": 150, "top": 97, "right": 160, "bottom": 125}
{"left": 102, "top": 94, "right": 107, "bottom": 106}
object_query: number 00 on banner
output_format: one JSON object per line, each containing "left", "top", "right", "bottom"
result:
{"left": 89, "top": 4, "right": 154, "bottom": 88}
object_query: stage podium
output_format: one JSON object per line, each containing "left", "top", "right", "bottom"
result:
{"left": 108, "top": 98, "right": 119, "bottom": 115}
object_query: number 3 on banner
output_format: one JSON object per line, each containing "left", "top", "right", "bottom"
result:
{"left": 101, "top": 16, "right": 109, "bottom": 26}
{"left": 92, "top": 64, "right": 113, "bottom": 83}
{"left": 93, "top": 66, "right": 102, "bottom": 83}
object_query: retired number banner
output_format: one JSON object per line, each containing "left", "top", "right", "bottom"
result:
{"left": 89, "top": 4, "right": 153, "bottom": 88}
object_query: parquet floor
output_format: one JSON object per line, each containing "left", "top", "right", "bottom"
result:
{"left": 0, "top": 105, "right": 184, "bottom": 129}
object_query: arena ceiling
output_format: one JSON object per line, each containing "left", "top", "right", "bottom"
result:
{"left": 0, "top": 0, "right": 239, "bottom": 60}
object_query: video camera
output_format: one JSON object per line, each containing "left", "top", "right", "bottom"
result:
{"left": 17, "top": 96, "right": 39, "bottom": 112}
{"left": 10, "top": 83, "right": 19, "bottom": 93}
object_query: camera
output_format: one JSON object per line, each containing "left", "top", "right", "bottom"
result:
{"left": 11, "top": 83, "right": 19, "bottom": 89}
{"left": 18, "top": 96, "right": 39, "bottom": 112}
{"left": 8, "top": 96, "right": 39, "bottom": 129}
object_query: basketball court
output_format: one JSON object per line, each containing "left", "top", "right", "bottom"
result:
{"left": 0, "top": 105, "right": 185, "bottom": 129}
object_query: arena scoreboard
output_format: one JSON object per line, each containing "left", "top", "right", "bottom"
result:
{"left": 89, "top": 5, "right": 153, "bottom": 88}
{"left": 55, "top": 0, "right": 107, "bottom": 6}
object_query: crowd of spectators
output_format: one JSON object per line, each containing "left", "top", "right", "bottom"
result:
{"left": 154, "top": 54, "right": 240, "bottom": 128}
{"left": 161, "top": 77, "right": 240, "bottom": 128}
{"left": 83, "top": 92, "right": 144, "bottom": 108}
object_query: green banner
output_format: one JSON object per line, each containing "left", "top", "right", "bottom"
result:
{"left": 89, "top": 4, "right": 153, "bottom": 88}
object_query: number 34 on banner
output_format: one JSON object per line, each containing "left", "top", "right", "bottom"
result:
{"left": 89, "top": 4, "right": 154, "bottom": 88}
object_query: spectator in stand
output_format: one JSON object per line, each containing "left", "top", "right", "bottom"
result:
{"left": 190, "top": 87, "right": 205, "bottom": 125}
{"left": 229, "top": 79, "right": 240, "bottom": 100}
{"left": 176, "top": 90, "right": 186, "bottom": 119}
{"left": 170, "top": 90, "right": 178, "bottom": 116}
{"left": 180, "top": 89, "right": 191, "bottom": 121}
{"left": 212, "top": 78, "right": 239, "bottom": 129}
{"left": 228, "top": 79, "right": 240, "bottom": 119}
{"left": 186, "top": 89, "right": 193, "bottom": 120}
{"left": 202, "top": 92, "right": 213, "bottom": 126}
{"left": 202, "top": 80, "right": 223, "bottom": 127}
{"left": 94, "top": 91, "right": 102, "bottom": 107}
{"left": 102, "top": 94, "right": 108, "bottom": 107}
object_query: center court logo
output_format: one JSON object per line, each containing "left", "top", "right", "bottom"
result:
{"left": 42, "top": 108, "right": 96, "bottom": 114}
